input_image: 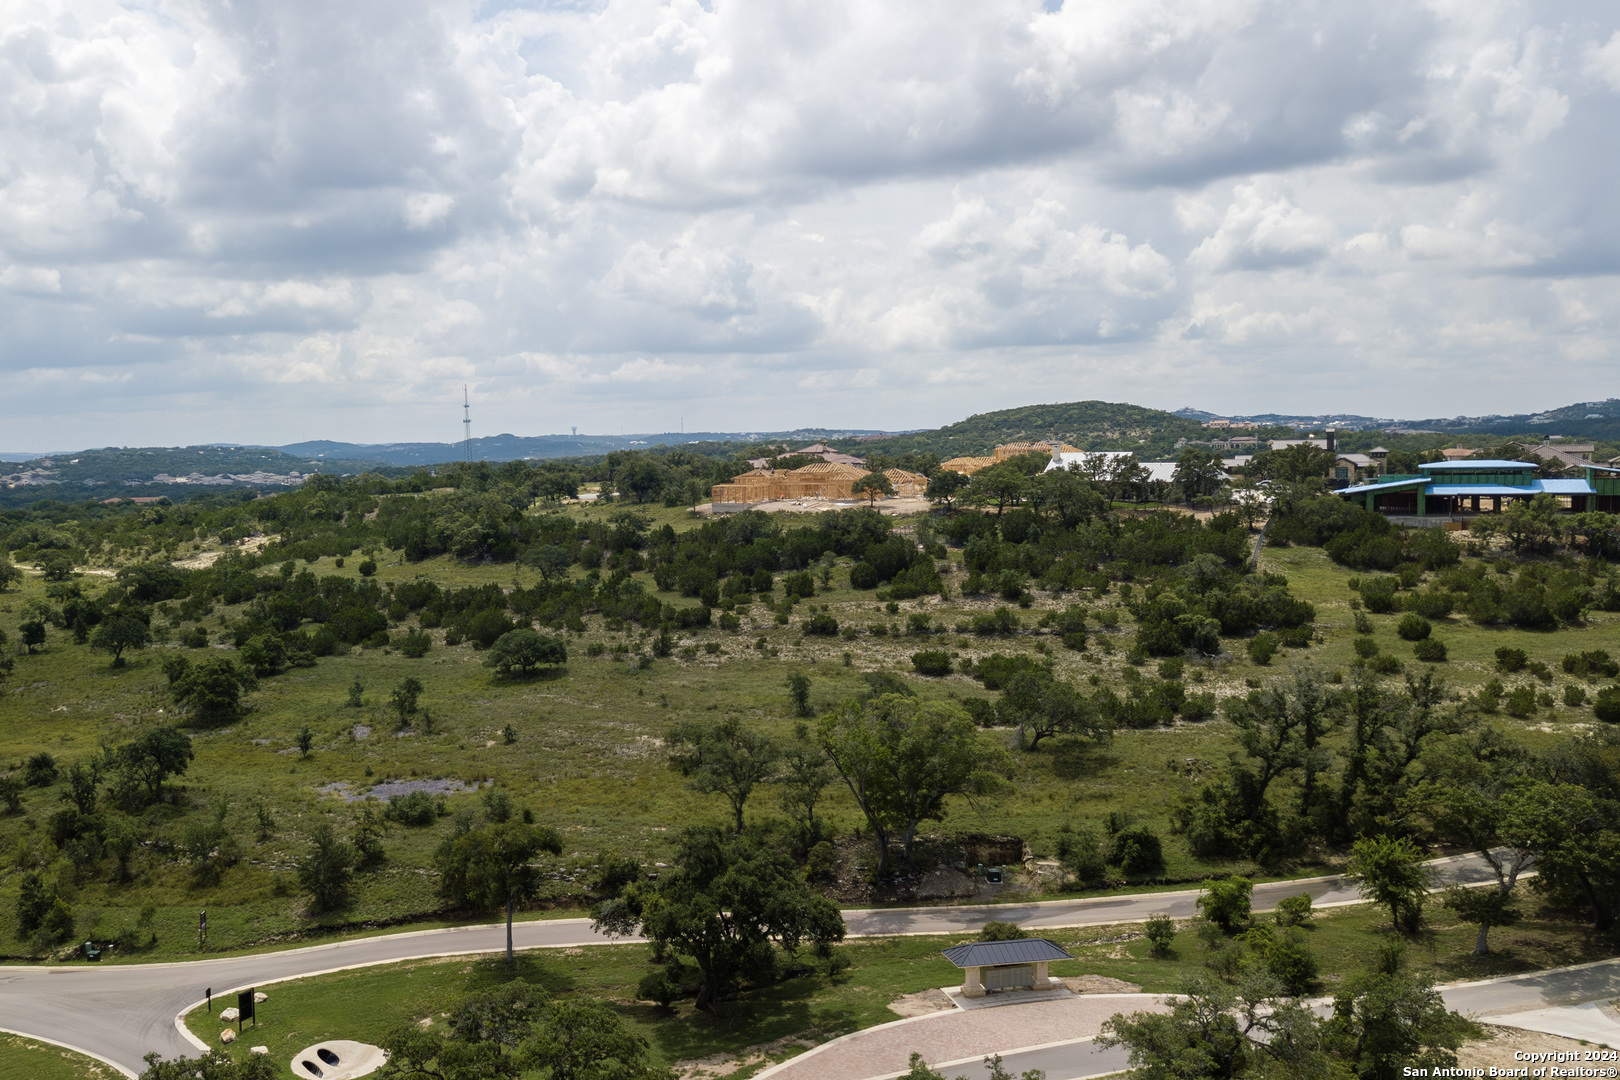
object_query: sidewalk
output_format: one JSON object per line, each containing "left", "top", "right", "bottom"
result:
{"left": 753, "top": 993, "right": 1166, "bottom": 1080}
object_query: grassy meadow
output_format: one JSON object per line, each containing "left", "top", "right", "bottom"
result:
{"left": 0, "top": 501, "right": 1616, "bottom": 962}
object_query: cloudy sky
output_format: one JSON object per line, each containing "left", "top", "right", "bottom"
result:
{"left": 3, "top": 0, "right": 1618, "bottom": 449}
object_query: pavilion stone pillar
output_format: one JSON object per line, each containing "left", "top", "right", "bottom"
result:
{"left": 1033, "top": 961, "right": 1053, "bottom": 989}
{"left": 963, "top": 966, "right": 985, "bottom": 998}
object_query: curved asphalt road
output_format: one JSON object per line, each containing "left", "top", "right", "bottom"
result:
{"left": 925, "top": 958, "right": 1620, "bottom": 1080}
{"left": 0, "top": 852, "right": 1524, "bottom": 1078}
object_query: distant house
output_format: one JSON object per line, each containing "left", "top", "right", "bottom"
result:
{"left": 1044, "top": 449, "right": 1136, "bottom": 473}
{"left": 942, "top": 441, "right": 1079, "bottom": 476}
{"left": 1518, "top": 442, "right": 1597, "bottom": 474}
{"left": 1270, "top": 438, "right": 1329, "bottom": 452}
{"left": 1366, "top": 446, "right": 1390, "bottom": 462}
{"left": 745, "top": 442, "right": 867, "bottom": 470}
{"left": 1439, "top": 447, "right": 1476, "bottom": 461}
{"left": 1333, "top": 454, "right": 1378, "bottom": 484}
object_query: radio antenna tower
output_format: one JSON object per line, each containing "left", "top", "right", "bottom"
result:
{"left": 462, "top": 384, "right": 472, "bottom": 462}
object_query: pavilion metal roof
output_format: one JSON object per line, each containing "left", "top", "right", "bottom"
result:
{"left": 1418, "top": 460, "right": 1536, "bottom": 470}
{"left": 1339, "top": 477, "right": 1429, "bottom": 495}
{"left": 1538, "top": 479, "right": 1598, "bottom": 495}
{"left": 941, "top": 938, "right": 1075, "bottom": 968}
{"left": 1427, "top": 484, "right": 1550, "bottom": 496}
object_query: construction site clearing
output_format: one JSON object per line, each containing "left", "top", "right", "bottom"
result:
{"left": 709, "top": 462, "right": 929, "bottom": 510}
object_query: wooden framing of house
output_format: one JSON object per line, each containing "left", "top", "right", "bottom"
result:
{"left": 710, "top": 463, "right": 929, "bottom": 505}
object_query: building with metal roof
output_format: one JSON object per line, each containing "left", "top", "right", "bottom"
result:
{"left": 1339, "top": 459, "right": 1620, "bottom": 517}
{"left": 940, "top": 938, "right": 1074, "bottom": 998}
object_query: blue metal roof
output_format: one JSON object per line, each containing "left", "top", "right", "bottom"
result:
{"left": 1428, "top": 485, "right": 1544, "bottom": 496}
{"left": 1345, "top": 479, "right": 1595, "bottom": 498}
{"left": 1540, "top": 479, "right": 1597, "bottom": 495}
{"left": 941, "top": 938, "right": 1075, "bottom": 968}
{"left": 1419, "top": 460, "right": 1535, "bottom": 470}
{"left": 1340, "top": 477, "right": 1429, "bottom": 494}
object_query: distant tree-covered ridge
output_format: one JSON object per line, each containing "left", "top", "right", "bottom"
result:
{"left": 825, "top": 400, "right": 1208, "bottom": 462}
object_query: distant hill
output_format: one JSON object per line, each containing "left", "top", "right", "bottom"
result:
{"left": 272, "top": 429, "right": 898, "bottom": 467}
{"left": 1403, "top": 399, "right": 1620, "bottom": 440}
{"left": 0, "top": 445, "right": 393, "bottom": 506}
{"left": 1175, "top": 399, "right": 1620, "bottom": 441}
{"left": 835, "top": 400, "right": 1208, "bottom": 461}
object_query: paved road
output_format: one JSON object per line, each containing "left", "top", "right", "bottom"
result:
{"left": 0, "top": 852, "right": 1520, "bottom": 1078}
{"left": 912, "top": 958, "right": 1620, "bottom": 1080}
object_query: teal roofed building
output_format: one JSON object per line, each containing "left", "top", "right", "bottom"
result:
{"left": 1338, "top": 460, "right": 1620, "bottom": 517}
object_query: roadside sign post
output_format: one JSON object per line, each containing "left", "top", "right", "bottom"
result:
{"left": 237, "top": 988, "right": 256, "bottom": 1032}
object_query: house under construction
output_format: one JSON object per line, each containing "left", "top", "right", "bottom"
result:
{"left": 940, "top": 441, "right": 1081, "bottom": 476}
{"left": 710, "top": 462, "right": 929, "bottom": 510}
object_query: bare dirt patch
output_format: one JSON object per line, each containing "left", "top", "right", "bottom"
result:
{"left": 675, "top": 1034, "right": 821, "bottom": 1079}
{"left": 889, "top": 988, "right": 955, "bottom": 1017}
{"left": 172, "top": 534, "right": 279, "bottom": 569}
{"left": 1059, "top": 975, "right": 1143, "bottom": 994}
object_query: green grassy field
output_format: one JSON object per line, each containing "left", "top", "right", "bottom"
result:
{"left": 181, "top": 892, "right": 1614, "bottom": 1078}
{"left": 0, "top": 1033, "right": 119, "bottom": 1080}
{"left": 1, "top": 508, "right": 1615, "bottom": 961}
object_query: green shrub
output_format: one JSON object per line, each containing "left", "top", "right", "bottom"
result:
{"left": 1505, "top": 686, "right": 1537, "bottom": 718}
{"left": 782, "top": 571, "right": 815, "bottom": 599}
{"left": 1564, "top": 684, "right": 1588, "bottom": 708}
{"left": 979, "top": 920, "right": 1028, "bottom": 941}
{"left": 1412, "top": 638, "right": 1447, "bottom": 662}
{"left": 1277, "top": 626, "right": 1312, "bottom": 648}
{"left": 1563, "top": 651, "right": 1620, "bottom": 679}
{"left": 1408, "top": 589, "right": 1455, "bottom": 619}
{"left": 1247, "top": 633, "right": 1277, "bottom": 666}
{"left": 806, "top": 841, "right": 836, "bottom": 882}
{"left": 971, "top": 607, "right": 1020, "bottom": 636}
{"left": 1257, "top": 928, "right": 1318, "bottom": 994}
{"left": 1111, "top": 827, "right": 1165, "bottom": 877}
{"left": 1494, "top": 646, "right": 1528, "bottom": 673}
{"left": 1197, "top": 875, "right": 1252, "bottom": 934}
{"left": 1526, "top": 660, "right": 1553, "bottom": 683}
{"left": 1158, "top": 656, "right": 1185, "bottom": 680}
{"left": 910, "top": 650, "right": 952, "bottom": 677}
{"left": 385, "top": 791, "right": 439, "bottom": 827}
{"left": 1360, "top": 576, "right": 1399, "bottom": 613}
{"left": 1180, "top": 692, "right": 1218, "bottom": 722}
{"left": 1144, "top": 915, "right": 1176, "bottom": 957}
{"left": 637, "top": 969, "right": 681, "bottom": 1009}
{"left": 974, "top": 653, "right": 1048, "bottom": 690}
{"left": 1594, "top": 687, "right": 1620, "bottom": 724}
{"left": 1274, "top": 893, "right": 1313, "bottom": 927}
{"left": 1353, "top": 636, "right": 1379, "bottom": 659}
{"left": 804, "top": 613, "right": 839, "bottom": 636}
{"left": 397, "top": 629, "right": 433, "bottom": 658}
{"left": 1396, "top": 614, "right": 1431, "bottom": 641}
{"left": 1371, "top": 655, "right": 1403, "bottom": 675}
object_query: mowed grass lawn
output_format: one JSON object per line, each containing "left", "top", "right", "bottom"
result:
{"left": 184, "top": 892, "right": 1615, "bottom": 1078}
{"left": 0, "top": 1034, "right": 120, "bottom": 1080}
{"left": 1, "top": 516, "right": 1615, "bottom": 961}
